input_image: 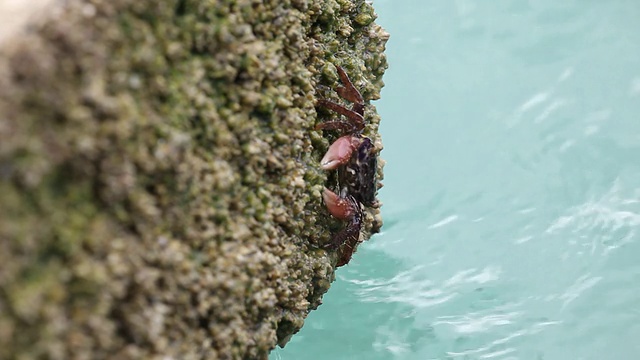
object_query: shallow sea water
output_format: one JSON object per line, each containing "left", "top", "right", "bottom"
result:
{"left": 273, "top": 1, "right": 640, "bottom": 359}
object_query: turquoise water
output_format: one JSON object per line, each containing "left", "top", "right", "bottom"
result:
{"left": 274, "top": 1, "right": 640, "bottom": 359}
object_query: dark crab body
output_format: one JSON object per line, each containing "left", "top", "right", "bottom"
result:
{"left": 338, "top": 136, "right": 378, "bottom": 208}
{"left": 315, "top": 65, "right": 380, "bottom": 267}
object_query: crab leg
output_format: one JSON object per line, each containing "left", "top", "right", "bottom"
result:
{"left": 335, "top": 66, "right": 364, "bottom": 104}
{"left": 316, "top": 99, "right": 365, "bottom": 132}
{"left": 314, "top": 120, "right": 356, "bottom": 133}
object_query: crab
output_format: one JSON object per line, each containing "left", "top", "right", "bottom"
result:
{"left": 316, "top": 65, "right": 380, "bottom": 266}
{"left": 321, "top": 188, "right": 363, "bottom": 266}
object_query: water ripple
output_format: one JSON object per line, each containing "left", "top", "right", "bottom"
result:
{"left": 275, "top": 0, "right": 640, "bottom": 358}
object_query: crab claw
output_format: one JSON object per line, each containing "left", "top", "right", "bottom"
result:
{"left": 320, "top": 135, "right": 359, "bottom": 170}
{"left": 322, "top": 187, "right": 355, "bottom": 220}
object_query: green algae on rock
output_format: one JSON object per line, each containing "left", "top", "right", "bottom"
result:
{"left": 0, "top": 0, "right": 388, "bottom": 358}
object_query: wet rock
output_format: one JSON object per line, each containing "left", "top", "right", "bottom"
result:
{"left": 0, "top": 0, "right": 387, "bottom": 358}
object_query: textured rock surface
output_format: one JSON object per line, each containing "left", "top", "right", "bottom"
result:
{"left": 0, "top": 0, "right": 387, "bottom": 358}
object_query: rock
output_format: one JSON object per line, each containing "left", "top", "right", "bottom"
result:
{"left": 0, "top": 0, "right": 388, "bottom": 358}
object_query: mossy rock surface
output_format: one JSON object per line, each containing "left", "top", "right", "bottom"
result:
{"left": 0, "top": 0, "right": 387, "bottom": 358}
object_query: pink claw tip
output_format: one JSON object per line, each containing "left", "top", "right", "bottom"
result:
{"left": 322, "top": 187, "right": 353, "bottom": 220}
{"left": 321, "top": 135, "right": 357, "bottom": 170}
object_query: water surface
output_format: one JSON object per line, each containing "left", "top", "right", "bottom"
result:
{"left": 274, "top": 1, "right": 640, "bottom": 359}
